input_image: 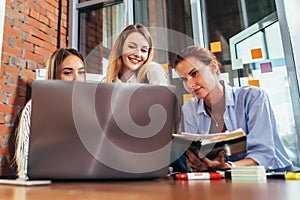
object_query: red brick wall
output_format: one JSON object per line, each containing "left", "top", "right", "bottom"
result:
{"left": 0, "top": 0, "right": 69, "bottom": 175}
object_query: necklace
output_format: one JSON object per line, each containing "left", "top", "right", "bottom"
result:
{"left": 206, "top": 107, "right": 219, "bottom": 127}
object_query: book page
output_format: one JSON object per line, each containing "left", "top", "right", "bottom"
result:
{"left": 172, "top": 128, "right": 246, "bottom": 145}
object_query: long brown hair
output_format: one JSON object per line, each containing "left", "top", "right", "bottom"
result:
{"left": 15, "top": 47, "right": 84, "bottom": 180}
{"left": 46, "top": 48, "right": 84, "bottom": 80}
{"left": 104, "top": 24, "right": 154, "bottom": 83}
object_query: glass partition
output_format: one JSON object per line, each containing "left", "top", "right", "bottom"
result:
{"left": 229, "top": 13, "right": 300, "bottom": 165}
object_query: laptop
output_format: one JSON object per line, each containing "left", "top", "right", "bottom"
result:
{"left": 27, "top": 80, "right": 176, "bottom": 180}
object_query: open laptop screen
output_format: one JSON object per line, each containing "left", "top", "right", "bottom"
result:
{"left": 28, "top": 80, "right": 176, "bottom": 180}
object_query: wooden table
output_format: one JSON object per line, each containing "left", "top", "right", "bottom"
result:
{"left": 0, "top": 178, "right": 300, "bottom": 200}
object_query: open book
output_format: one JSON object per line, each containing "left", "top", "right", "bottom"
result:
{"left": 172, "top": 128, "right": 246, "bottom": 160}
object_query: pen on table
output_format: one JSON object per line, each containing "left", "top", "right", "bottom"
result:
{"left": 285, "top": 172, "right": 300, "bottom": 180}
{"left": 266, "top": 172, "right": 286, "bottom": 179}
{"left": 266, "top": 172, "right": 300, "bottom": 180}
{"left": 175, "top": 172, "right": 224, "bottom": 180}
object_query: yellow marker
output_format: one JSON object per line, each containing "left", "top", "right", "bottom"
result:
{"left": 285, "top": 172, "right": 300, "bottom": 180}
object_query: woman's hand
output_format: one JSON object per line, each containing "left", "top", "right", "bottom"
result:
{"left": 185, "top": 149, "right": 231, "bottom": 171}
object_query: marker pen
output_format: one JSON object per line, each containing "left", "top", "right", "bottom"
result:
{"left": 285, "top": 172, "right": 300, "bottom": 180}
{"left": 175, "top": 172, "right": 224, "bottom": 180}
{"left": 266, "top": 172, "right": 300, "bottom": 180}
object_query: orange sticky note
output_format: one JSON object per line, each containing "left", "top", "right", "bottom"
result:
{"left": 210, "top": 41, "right": 222, "bottom": 53}
{"left": 248, "top": 79, "right": 260, "bottom": 87}
{"left": 183, "top": 94, "right": 193, "bottom": 103}
{"left": 251, "top": 48, "right": 263, "bottom": 59}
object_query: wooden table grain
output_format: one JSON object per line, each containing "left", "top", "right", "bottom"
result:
{"left": 0, "top": 178, "right": 299, "bottom": 200}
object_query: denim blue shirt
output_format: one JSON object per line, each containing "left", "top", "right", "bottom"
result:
{"left": 182, "top": 81, "right": 292, "bottom": 170}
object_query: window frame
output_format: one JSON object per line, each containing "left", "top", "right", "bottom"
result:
{"left": 276, "top": 0, "right": 300, "bottom": 165}
{"left": 190, "top": 0, "right": 206, "bottom": 47}
{"left": 69, "top": 0, "right": 134, "bottom": 49}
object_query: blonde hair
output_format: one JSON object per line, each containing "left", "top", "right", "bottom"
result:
{"left": 174, "top": 46, "right": 221, "bottom": 74}
{"left": 104, "top": 24, "right": 154, "bottom": 83}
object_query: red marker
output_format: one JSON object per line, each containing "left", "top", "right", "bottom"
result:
{"left": 175, "top": 172, "right": 224, "bottom": 180}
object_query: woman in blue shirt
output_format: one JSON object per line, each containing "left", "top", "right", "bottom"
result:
{"left": 173, "top": 45, "right": 292, "bottom": 171}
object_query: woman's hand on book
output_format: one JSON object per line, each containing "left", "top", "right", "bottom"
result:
{"left": 185, "top": 150, "right": 231, "bottom": 171}
{"left": 185, "top": 150, "right": 208, "bottom": 171}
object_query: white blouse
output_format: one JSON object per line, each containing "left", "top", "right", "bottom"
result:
{"left": 15, "top": 100, "right": 31, "bottom": 180}
{"left": 116, "top": 62, "right": 169, "bottom": 84}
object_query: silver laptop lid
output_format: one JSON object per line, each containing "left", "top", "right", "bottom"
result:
{"left": 28, "top": 80, "right": 176, "bottom": 180}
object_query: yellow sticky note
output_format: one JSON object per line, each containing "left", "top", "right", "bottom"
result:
{"left": 183, "top": 94, "right": 193, "bottom": 103}
{"left": 210, "top": 41, "right": 222, "bottom": 53}
{"left": 251, "top": 48, "right": 263, "bottom": 59}
{"left": 248, "top": 79, "right": 260, "bottom": 87}
{"left": 160, "top": 63, "right": 169, "bottom": 73}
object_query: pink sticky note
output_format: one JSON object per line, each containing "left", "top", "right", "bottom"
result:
{"left": 260, "top": 62, "right": 272, "bottom": 73}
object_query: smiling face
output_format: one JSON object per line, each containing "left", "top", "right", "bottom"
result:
{"left": 175, "top": 56, "right": 217, "bottom": 99}
{"left": 59, "top": 55, "right": 85, "bottom": 82}
{"left": 121, "top": 32, "right": 150, "bottom": 74}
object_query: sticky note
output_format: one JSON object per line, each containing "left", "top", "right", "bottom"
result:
{"left": 160, "top": 63, "right": 169, "bottom": 73}
{"left": 248, "top": 74, "right": 253, "bottom": 80}
{"left": 260, "top": 62, "right": 272, "bottom": 73}
{"left": 251, "top": 48, "right": 263, "bottom": 59}
{"left": 248, "top": 79, "right": 260, "bottom": 87}
{"left": 231, "top": 58, "right": 243, "bottom": 70}
{"left": 172, "top": 68, "right": 179, "bottom": 79}
{"left": 219, "top": 72, "right": 229, "bottom": 84}
{"left": 210, "top": 41, "right": 222, "bottom": 53}
{"left": 240, "top": 77, "right": 249, "bottom": 87}
{"left": 183, "top": 94, "right": 193, "bottom": 103}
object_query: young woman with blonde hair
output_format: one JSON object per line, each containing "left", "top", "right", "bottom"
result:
{"left": 103, "top": 24, "right": 168, "bottom": 84}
